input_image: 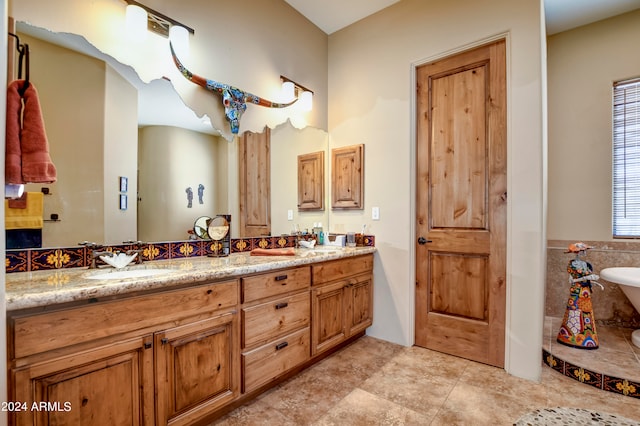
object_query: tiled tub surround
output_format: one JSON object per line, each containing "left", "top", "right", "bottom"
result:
{"left": 543, "top": 316, "right": 640, "bottom": 399}
{"left": 5, "top": 234, "right": 375, "bottom": 274}
{"left": 5, "top": 246, "right": 376, "bottom": 311}
{"left": 545, "top": 240, "right": 640, "bottom": 399}
{"left": 546, "top": 240, "right": 640, "bottom": 328}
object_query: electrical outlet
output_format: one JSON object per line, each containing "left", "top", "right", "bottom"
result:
{"left": 287, "top": 209, "right": 293, "bottom": 220}
{"left": 372, "top": 206, "right": 380, "bottom": 220}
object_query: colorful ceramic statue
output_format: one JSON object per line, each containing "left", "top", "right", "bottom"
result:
{"left": 557, "top": 242, "right": 601, "bottom": 349}
{"left": 169, "top": 43, "right": 298, "bottom": 135}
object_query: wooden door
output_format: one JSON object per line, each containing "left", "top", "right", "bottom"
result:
{"left": 415, "top": 40, "right": 507, "bottom": 367}
{"left": 13, "top": 336, "right": 154, "bottom": 426}
{"left": 239, "top": 128, "right": 271, "bottom": 237}
{"left": 155, "top": 313, "right": 239, "bottom": 426}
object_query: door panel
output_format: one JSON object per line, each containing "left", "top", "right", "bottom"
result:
{"left": 429, "top": 252, "right": 488, "bottom": 320}
{"left": 415, "top": 39, "right": 506, "bottom": 367}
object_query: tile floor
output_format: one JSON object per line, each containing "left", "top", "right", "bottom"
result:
{"left": 212, "top": 336, "right": 640, "bottom": 425}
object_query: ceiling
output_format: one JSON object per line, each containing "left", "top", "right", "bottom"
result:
{"left": 285, "top": 0, "right": 640, "bottom": 35}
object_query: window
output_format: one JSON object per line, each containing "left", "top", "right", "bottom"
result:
{"left": 613, "top": 78, "right": 640, "bottom": 237}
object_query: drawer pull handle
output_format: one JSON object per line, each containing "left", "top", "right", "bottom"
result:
{"left": 275, "top": 342, "right": 289, "bottom": 350}
{"left": 275, "top": 274, "right": 288, "bottom": 282}
{"left": 275, "top": 302, "right": 289, "bottom": 310}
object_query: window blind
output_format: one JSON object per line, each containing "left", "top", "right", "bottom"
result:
{"left": 613, "top": 78, "right": 640, "bottom": 237}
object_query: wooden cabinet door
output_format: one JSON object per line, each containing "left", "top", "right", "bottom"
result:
{"left": 346, "top": 275, "right": 373, "bottom": 337}
{"left": 298, "top": 151, "right": 324, "bottom": 210}
{"left": 12, "top": 336, "right": 154, "bottom": 426}
{"left": 239, "top": 128, "right": 271, "bottom": 237}
{"left": 331, "top": 144, "right": 363, "bottom": 209}
{"left": 155, "top": 313, "right": 239, "bottom": 426}
{"left": 311, "top": 280, "right": 347, "bottom": 356}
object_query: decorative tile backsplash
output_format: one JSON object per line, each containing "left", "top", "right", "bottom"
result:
{"left": 5, "top": 234, "right": 376, "bottom": 273}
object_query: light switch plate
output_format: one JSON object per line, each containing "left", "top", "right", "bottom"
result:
{"left": 372, "top": 206, "right": 380, "bottom": 220}
{"left": 287, "top": 209, "right": 293, "bottom": 220}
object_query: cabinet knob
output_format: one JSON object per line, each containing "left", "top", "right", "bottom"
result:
{"left": 161, "top": 338, "right": 168, "bottom": 345}
{"left": 144, "top": 342, "right": 152, "bottom": 349}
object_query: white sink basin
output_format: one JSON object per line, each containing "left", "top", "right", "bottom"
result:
{"left": 87, "top": 268, "right": 175, "bottom": 280}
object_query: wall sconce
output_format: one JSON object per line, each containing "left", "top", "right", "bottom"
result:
{"left": 124, "top": 0, "right": 194, "bottom": 53}
{"left": 281, "top": 76, "right": 313, "bottom": 112}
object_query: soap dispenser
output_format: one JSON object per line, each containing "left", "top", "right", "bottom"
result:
{"left": 317, "top": 222, "right": 324, "bottom": 245}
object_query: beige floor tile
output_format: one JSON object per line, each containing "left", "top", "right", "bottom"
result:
{"left": 429, "top": 381, "right": 534, "bottom": 426}
{"left": 213, "top": 335, "right": 640, "bottom": 425}
{"left": 313, "top": 388, "right": 433, "bottom": 426}
{"left": 360, "top": 358, "right": 459, "bottom": 418}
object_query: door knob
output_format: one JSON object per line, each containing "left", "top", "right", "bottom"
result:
{"left": 418, "top": 237, "right": 432, "bottom": 245}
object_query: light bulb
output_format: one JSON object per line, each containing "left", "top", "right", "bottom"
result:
{"left": 126, "top": 5, "right": 148, "bottom": 41}
{"left": 300, "top": 90, "right": 313, "bottom": 111}
{"left": 282, "top": 81, "right": 295, "bottom": 102}
{"left": 169, "top": 25, "right": 189, "bottom": 57}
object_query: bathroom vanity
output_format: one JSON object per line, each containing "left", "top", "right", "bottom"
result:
{"left": 5, "top": 248, "right": 374, "bottom": 425}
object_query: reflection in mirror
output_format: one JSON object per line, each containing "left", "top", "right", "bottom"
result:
{"left": 193, "top": 216, "right": 211, "bottom": 239}
{"left": 9, "top": 22, "right": 328, "bottom": 250}
{"left": 208, "top": 215, "right": 231, "bottom": 257}
{"left": 207, "top": 216, "right": 230, "bottom": 241}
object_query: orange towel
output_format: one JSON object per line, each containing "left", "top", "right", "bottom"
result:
{"left": 5, "top": 80, "right": 23, "bottom": 184}
{"left": 8, "top": 192, "right": 27, "bottom": 209}
{"left": 4, "top": 80, "right": 57, "bottom": 184}
{"left": 250, "top": 248, "right": 296, "bottom": 256}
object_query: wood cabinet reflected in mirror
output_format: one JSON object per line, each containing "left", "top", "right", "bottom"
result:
{"left": 297, "top": 151, "right": 324, "bottom": 211}
{"left": 239, "top": 128, "right": 271, "bottom": 237}
{"left": 331, "top": 144, "right": 364, "bottom": 210}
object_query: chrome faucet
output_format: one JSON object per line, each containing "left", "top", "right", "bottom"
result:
{"left": 123, "top": 240, "right": 147, "bottom": 264}
{"left": 79, "top": 241, "right": 106, "bottom": 269}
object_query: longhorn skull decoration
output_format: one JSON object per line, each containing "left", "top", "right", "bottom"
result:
{"left": 169, "top": 43, "right": 298, "bottom": 134}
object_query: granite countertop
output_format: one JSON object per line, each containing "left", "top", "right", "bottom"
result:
{"left": 5, "top": 247, "right": 376, "bottom": 312}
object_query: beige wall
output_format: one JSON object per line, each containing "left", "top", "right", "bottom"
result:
{"left": 21, "top": 34, "right": 107, "bottom": 247}
{"left": 104, "top": 64, "right": 138, "bottom": 245}
{"left": 547, "top": 10, "right": 640, "bottom": 241}
{"left": 327, "top": 0, "right": 547, "bottom": 380}
{"left": 138, "top": 126, "right": 223, "bottom": 242}
{"left": 271, "top": 121, "right": 329, "bottom": 236}
{"left": 9, "top": 0, "right": 329, "bottom": 140}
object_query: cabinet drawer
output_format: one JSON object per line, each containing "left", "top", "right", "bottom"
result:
{"left": 242, "top": 327, "right": 310, "bottom": 393}
{"left": 241, "top": 266, "right": 310, "bottom": 303}
{"left": 312, "top": 254, "right": 373, "bottom": 284}
{"left": 242, "top": 291, "right": 310, "bottom": 349}
{"left": 11, "top": 280, "right": 238, "bottom": 359}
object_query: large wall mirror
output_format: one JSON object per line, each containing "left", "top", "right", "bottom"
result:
{"left": 9, "top": 22, "right": 329, "bottom": 249}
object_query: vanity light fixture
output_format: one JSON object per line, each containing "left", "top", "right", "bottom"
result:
{"left": 123, "top": 0, "right": 194, "bottom": 44}
{"left": 281, "top": 76, "right": 313, "bottom": 111}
